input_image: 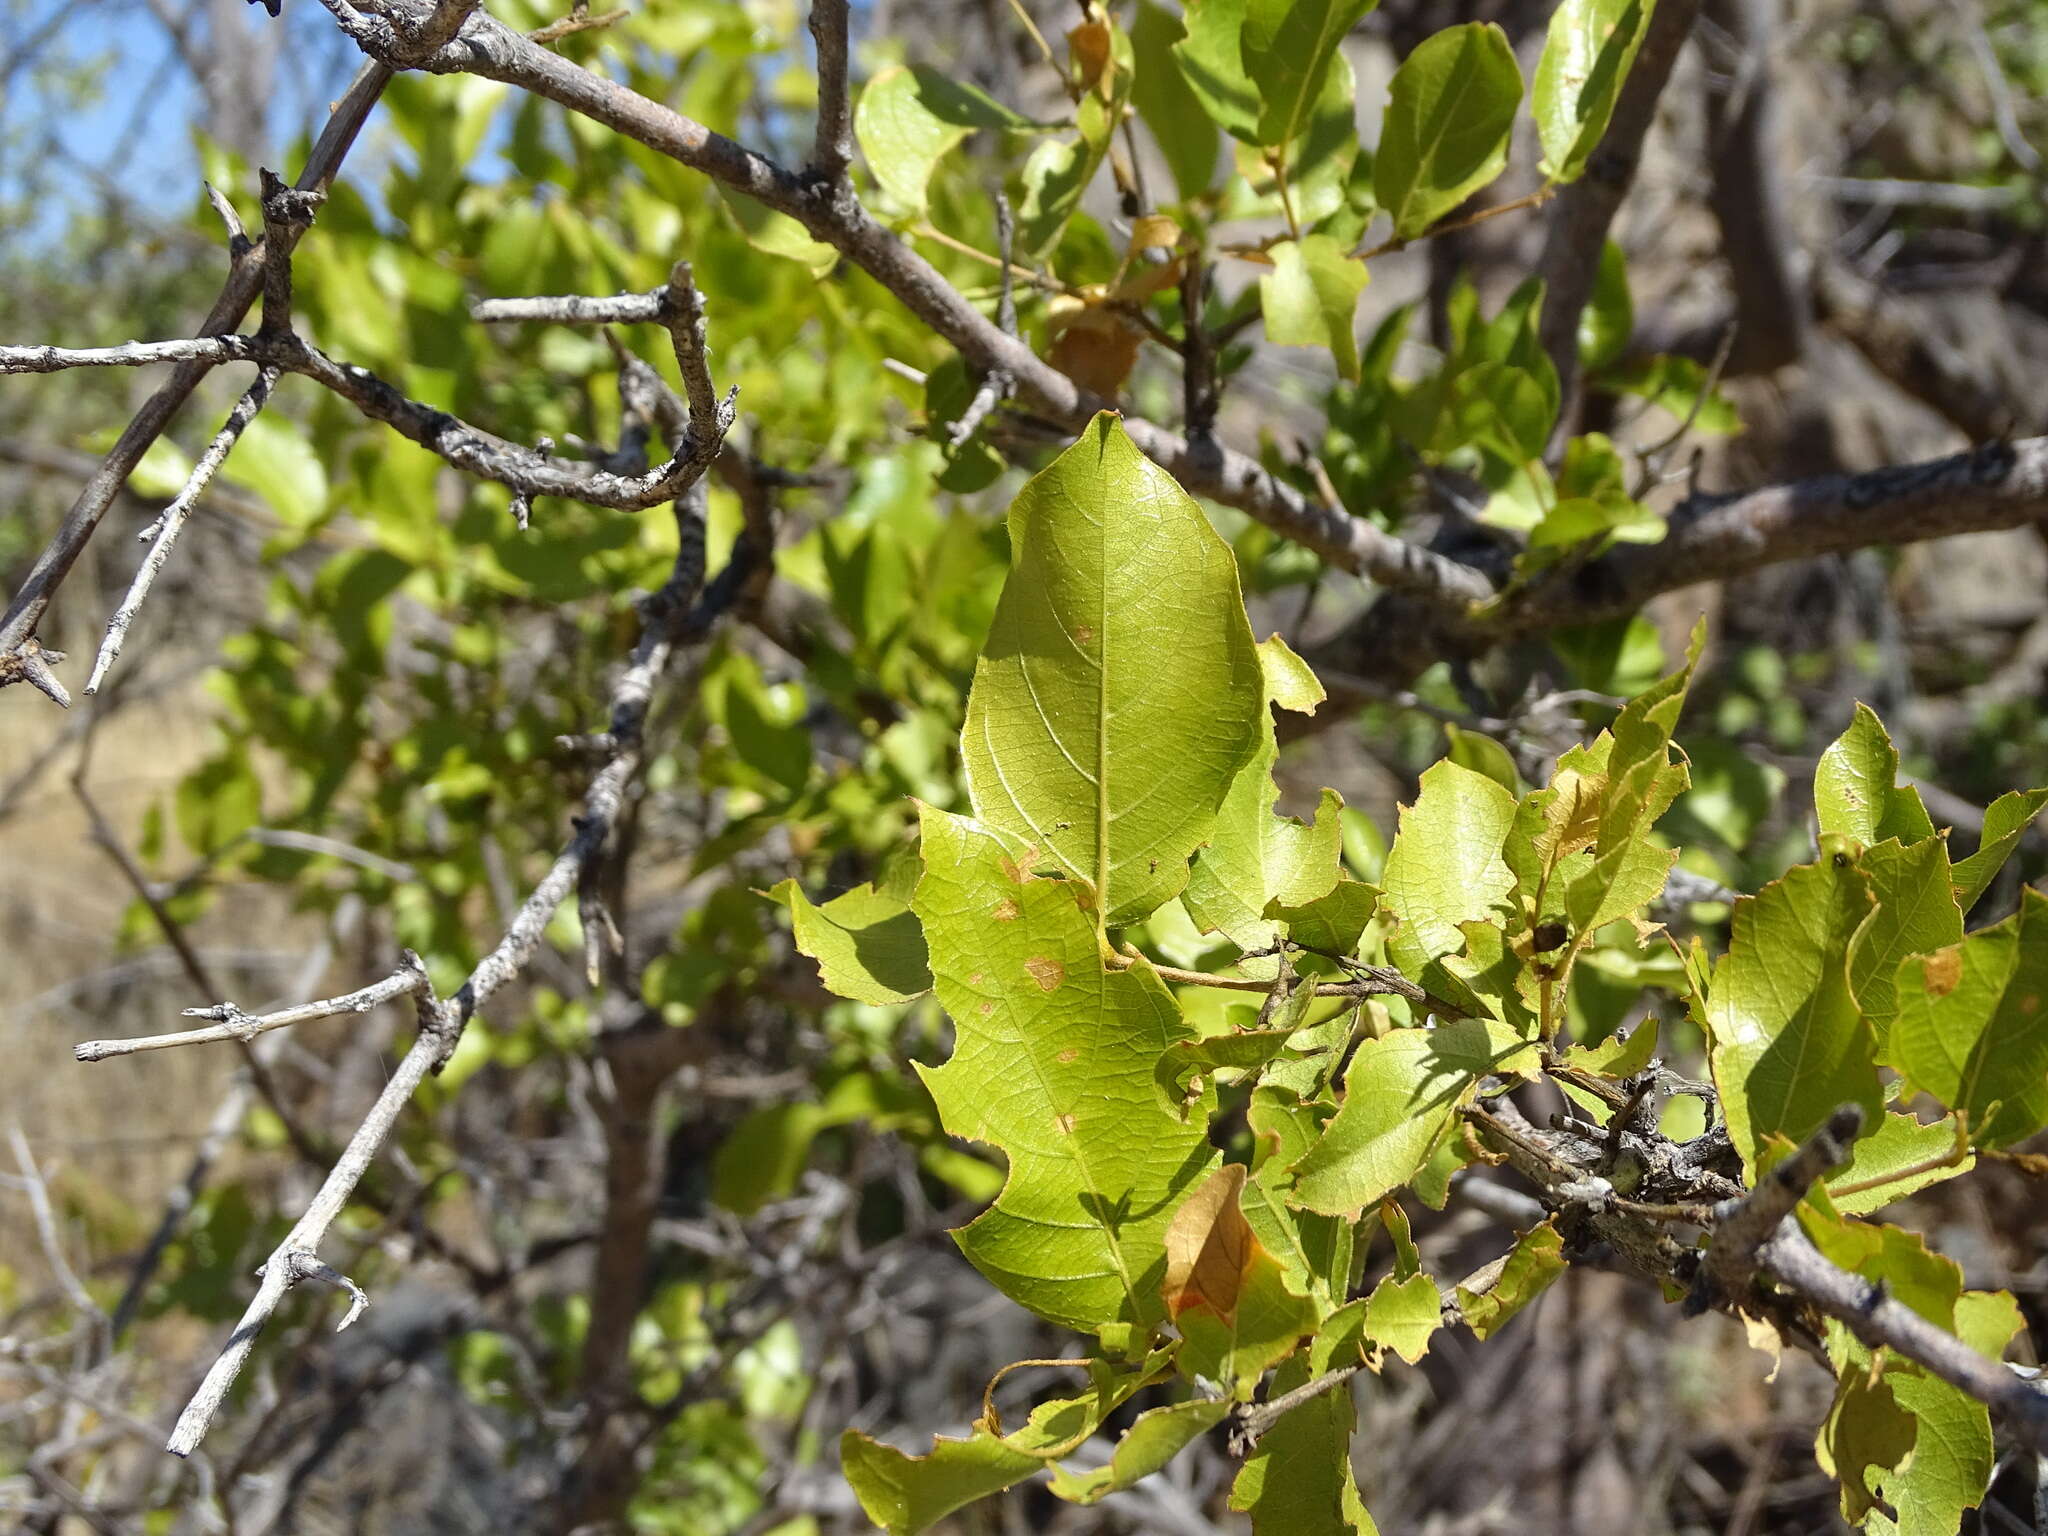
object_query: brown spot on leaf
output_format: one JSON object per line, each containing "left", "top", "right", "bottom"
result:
{"left": 1055, "top": 1112, "right": 1077, "bottom": 1135}
{"left": 1923, "top": 947, "right": 1963, "bottom": 998}
{"left": 1024, "top": 955, "right": 1065, "bottom": 992}
{"left": 979, "top": 1000, "right": 995, "bottom": 1016}
{"left": 998, "top": 848, "right": 1043, "bottom": 884}
{"left": 992, "top": 897, "right": 1020, "bottom": 922}
{"left": 968, "top": 972, "right": 984, "bottom": 987}
{"left": 1073, "top": 624, "right": 1094, "bottom": 646}
{"left": 1056, "top": 1047, "right": 1079, "bottom": 1064}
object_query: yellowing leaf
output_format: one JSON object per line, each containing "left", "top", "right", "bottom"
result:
{"left": 1164, "top": 1164, "right": 1316, "bottom": 1391}
{"left": 963, "top": 415, "right": 1264, "bottom": 929}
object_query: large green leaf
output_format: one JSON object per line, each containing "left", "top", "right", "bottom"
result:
{"left": 1531, "top": 0, "right": 1656, "bottom": 182}
{"left": 1132, "top": 0, "right": 1222, "bottom": 199}
{"left": 1381, "top": 760, "right": 1518, "bottom": 978}
{"left": 962, "top": 414, "right": 1264, "bottom": 929}
{"left": 1375, "top": 23, "right": 1523, "bottom": 240}
{"left": 1260, "top": 235, "right": 1371, "bottom": 380}
{"left": 854, "top": 65, "right": 1041, "bottom": 214}
{"left": 1813, "top": 703, "right": 1935, "bottom": 849}
{"left": 1290, "top": 1018, "right": 1537, "bottom": 1215}
{"left": 1173, "top": 0, "right": 1263, "bottom": 144}
{"left": 1242, "top": 0, "right": 1375, "bottom": 151}
{"left": 1890, "top": 888, "right": 2048, "bottom": 1147}
{"left": 913, "top": 805, "right": 1217, "bottom": 1334}
{"left": 1707, "top": 856, "right": 1883, "bottom": 1176}
{"left": 1949, "top": 786, "right": 2048, "bottom": 911}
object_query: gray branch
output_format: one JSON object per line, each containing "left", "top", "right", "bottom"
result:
{"left": 0, "top": 59, "right": 393, "bottom": 689}
{"left": 807, "top": 0, "right": 853, "bottom": 182}
{"left": 85, "top": 365, "right": 281, "bottom": 695}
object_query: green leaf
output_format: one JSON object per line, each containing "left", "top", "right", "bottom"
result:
{"left": 1364, "top": 1271, "right": 1441, "bottom": 1363}
{"left": 841, "top": 1428, "right": 1042, "bottom": 1535}
{"left": 1245, "top": 1089, "right": 1356, "bottom": 1306}
{"left": 1173, "top": 0, "right": 1263, "bottom": 144}
{"left": 126, "top": 435, "right": 195, "bottom": 498}
{"left": 1267, "top": 879, "right": 1379, "bottom": 957}
{"left": 223, "top": 413, "right": 329, "bottom": 528}
{"left": 1185, "top": 636, "right": 1344, "bottom": 950}
{"left": 962, "top": 414, "right": 1265, "bottom": 929}
{"left": 1453, "top": 1219, "right": 1565, "bottom": 1339}
{"left": 1375, "top": 23, "right": 1523, "bottom": 241}
{"left": 1260, "top": 236, "right": 1371, "bottom": 380}
{"left": 840, "top": 1352, "right": 1171, "bottom": 1534}
{"left": 1706, "top": 856, "right": 1884, "bottom": 1177}
{"left": 1045, "top": 1400, "right": 1231, "bottom": 1503}
{"left": 913, "top": 805, "right": 1217, "bottom": 1334}
{"left": 1862, "top": 1366, "right": 1996, "bottom": 1536}
{"left": 1561, "top": 1018, "right": 1658, "bottom": 1079}
{"left": 1595, "top": 353, "right": 1739, "bottom": 434}
{"left": 718, "top": 186, "right": 838, "bottom": 277}
{"left": 1578, "top": 240, "right": 1633, "bottom": 371}
{"left": 1816, "top": 1368, "right": 1916, "bottom": 1526}
{"left": 1949, "top": 786, "right": 2048, "bottom": 912}
{"left": 713, "top": 1072, "right": 923, "bottom": 1215}
{"left": 1444, "top": 723, "right": 1521, "bottom": 796}
{"left": 1228, "top": 1355, "right": 1378, "bottom": 1533}
{"left": 1846, "top": 835, "right": 1961, "bottom": 1049}
{"left": 1890, "top": 888, "right": 2048, "bottom": 1147}
{"left": 1532, "top": 0, "right": 1656, "bottom": 182}
{"left": 1290, "top": 1018, "right": 1537, "bottom": 1216}
{"left": 1156, "top": 1026, "right": 1305, "bottom": 1119}
{"left": 1814, "top": 703, "right": 1936, "bottom": 849}
{"left": 767, "top": 878, "right": 932, "bottom": 1005}
{"left": 855, "top": 65, "right": 1040, "bottom": 214}
{"left": 1825, "top": 1111, "right": 1970, "bottom": 1216}
{"left": 1132, "top": 0, "right": 1222, "bottom": 198}
{"left": 176, "top": 748, "right": 263, "bottom": 856}
{"left": 1558, "top": 622, "right": 1700, "bottom": 934}
{"left": 1258, "top": 632, "right": 1326, "bottom": 713}
{"left": 1242, "top": 0, "right": 1375, "bottom": 151}
{"left": 1380, "top": 760, "right": 1518, "bottom": 978}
